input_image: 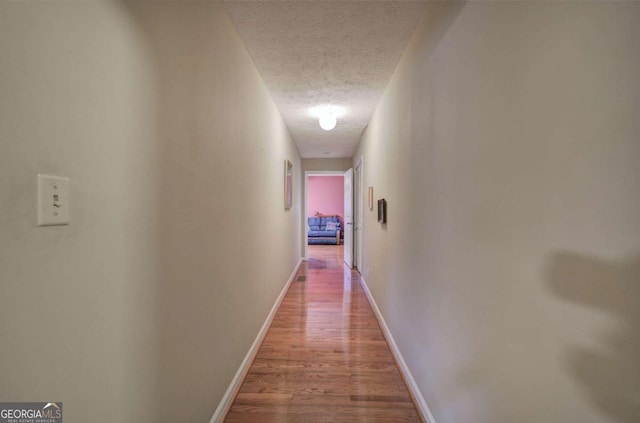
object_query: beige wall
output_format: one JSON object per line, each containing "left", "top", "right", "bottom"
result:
{"left": 355, "top": 1, "right": 640, "bottom": 422}
{"left": 302, "top": 157, "right": 353, "bottom": 173}
{"left": 0, "top": 2, "right": 300, "bottom": 422}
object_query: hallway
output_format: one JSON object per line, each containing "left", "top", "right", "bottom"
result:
{"left": 224, "top": 245, "right": 421, "bottom": 422}
{"left": 2, "top": 2, "right": 639, "bottom": 422}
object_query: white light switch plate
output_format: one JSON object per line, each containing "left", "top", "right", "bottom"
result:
{"left": 38, "top": 174, "right": 70, "bottom": 226}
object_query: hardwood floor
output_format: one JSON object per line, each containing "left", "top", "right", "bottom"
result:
{"left": 224, "top": 245, "right": 421, "bottom": 422}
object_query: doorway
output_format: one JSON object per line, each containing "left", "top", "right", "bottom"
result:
{"left": 304, "top": 163, "right": 363, "bottom": 269}
{"left": 304, "top": 171, "right": 345, "bottom": 261}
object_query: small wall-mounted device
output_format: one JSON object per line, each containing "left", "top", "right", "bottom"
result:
{"left": 377, "top": 198, "right": 387, "bottom": 224}
{"left": 38, "top": 174, "right": 70, "bottom": 226}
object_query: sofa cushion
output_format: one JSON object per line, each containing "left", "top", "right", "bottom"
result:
{"left": 307, "top": 217, "right": 321, "bottom": 231}
{"left": 322, "top": 216, "right": 340, "bottom": 228}
{"left": 326, "top": 221, "right": 338, "bottom": 231}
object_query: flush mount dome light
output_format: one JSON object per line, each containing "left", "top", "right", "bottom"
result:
{"left": 319, "top": 114, "right": 337, "bottom": 131}
{"left": 308, "top": 105, "right": 346, "bottom": 132}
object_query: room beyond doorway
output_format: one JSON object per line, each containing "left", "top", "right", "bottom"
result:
{"left": 304, "top": 171, "right": 345, "bottom": 259}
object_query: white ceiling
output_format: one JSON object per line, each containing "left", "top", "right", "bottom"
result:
{"left": 224, "top": 0, "right": 426, "bottom": 158}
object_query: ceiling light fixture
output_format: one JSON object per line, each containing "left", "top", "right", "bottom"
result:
{"left": 308, "top": 105, "right": 346, "bottom": 132}
{"left": 319, "top": 114, "right": 337, "bottom": 131}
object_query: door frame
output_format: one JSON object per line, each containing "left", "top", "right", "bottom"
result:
{"left": 303, "top": 170, "right": 345, "bottom": 260}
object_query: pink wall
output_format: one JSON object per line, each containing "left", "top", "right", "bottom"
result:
{"left": 307, "top": 176, "right": 344, "bottom": 219}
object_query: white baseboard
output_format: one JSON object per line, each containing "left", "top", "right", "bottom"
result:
{"left": 360, "top": 276, "right": 437, "bottom": 423}
{"left": 209, "top": 257, "right": 304, "bottom": 423}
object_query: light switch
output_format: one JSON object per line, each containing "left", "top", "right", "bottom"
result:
{"left": 38, "top": 174, "right": 70, "bottom": 226}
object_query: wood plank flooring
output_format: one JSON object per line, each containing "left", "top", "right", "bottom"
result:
{"left": 224, "top": 245, "right": 421, "bottom": 422}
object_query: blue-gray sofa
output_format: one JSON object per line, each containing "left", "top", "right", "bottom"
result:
{"left": 307, "top": 216, "right": 342, "bottom": 245}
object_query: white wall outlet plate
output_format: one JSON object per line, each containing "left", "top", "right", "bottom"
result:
{"left": 38, "top": 174, "right": 70, "bottom": 226}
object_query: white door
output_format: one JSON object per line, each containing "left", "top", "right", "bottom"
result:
{"left": 343, "top": 168, "right": 354, "bottom": 267}
{"left": 354, "top": 159, "right": 363, "bottom": 271}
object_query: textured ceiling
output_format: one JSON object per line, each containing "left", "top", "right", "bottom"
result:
{"left": 224, "top": 0, "right": 426, "bottom": 158}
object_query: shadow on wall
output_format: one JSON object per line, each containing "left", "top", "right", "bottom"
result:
{"left": 547, "top": 252, "right": 640, "bottom": 423}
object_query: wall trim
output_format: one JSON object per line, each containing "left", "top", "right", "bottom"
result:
{"left": 209, "top": 257, "right": 304, "bottom": 423}
{"left": 360, "top": 276, "right": 437, "bottom": 423}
